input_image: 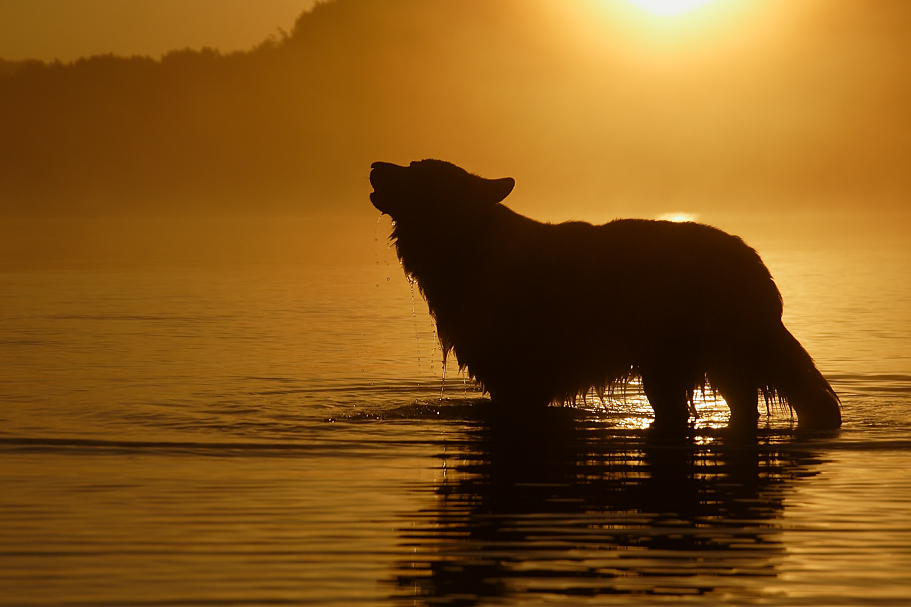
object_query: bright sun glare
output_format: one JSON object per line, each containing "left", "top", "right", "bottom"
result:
{"left": 624, "top": 0, "right": 720, "bottom": 17}
{"left": 658, "top": 212, "right": 699, "bottom": 223}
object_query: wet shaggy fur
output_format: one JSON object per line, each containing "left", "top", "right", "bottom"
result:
{"left": 369, "top": 159, "right": 841, "bottom": 430}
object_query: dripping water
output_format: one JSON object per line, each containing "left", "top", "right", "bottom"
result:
{"left": 439, "top": 341, "right": 447, "bottom": 401}
{"left": 373, "top": 215, "right": 381, "bottom": 288}
{"left": 407, "top": 276, "right": 423, "bottom": 385}
{"left": 373, "top": 214, "right": 450, "bottom": 400}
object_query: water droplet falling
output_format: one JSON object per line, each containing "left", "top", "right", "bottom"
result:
{"left": 440, "top": 348, "right": 448, "bottom": 400}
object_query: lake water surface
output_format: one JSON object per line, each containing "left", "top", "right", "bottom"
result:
{"left": 1, "top": 214, "right": 910, "bottom": 606}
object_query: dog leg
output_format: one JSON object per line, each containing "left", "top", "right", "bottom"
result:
{"left": 713, "top": 376, "right": 760, "bottom": 427}
{"left": 641, "top": 370, "right": 690, "bottom": 430}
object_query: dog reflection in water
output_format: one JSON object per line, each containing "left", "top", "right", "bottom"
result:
{"left": 369, "top": 159, "right": 841, "bottom": 430}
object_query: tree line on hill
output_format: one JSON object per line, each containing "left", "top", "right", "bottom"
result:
{"left": 0, "top": 0, "right": 557, "bottom": 215}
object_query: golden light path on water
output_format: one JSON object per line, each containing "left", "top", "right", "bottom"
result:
{"left": 565, "top": 378, "right": 738, "bottom": 431}
{"left": 624, "top": 0, "right": 721, "bottom": 17}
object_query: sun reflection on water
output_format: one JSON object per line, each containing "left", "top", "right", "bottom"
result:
{"left": 569, "top": 377, "right": 733, "bottom": 430}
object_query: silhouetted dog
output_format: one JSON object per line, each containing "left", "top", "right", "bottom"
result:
{"left": 369, "top": 159, "right": 841, "bottom": 430}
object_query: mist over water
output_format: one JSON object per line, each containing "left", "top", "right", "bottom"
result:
{"left": 1, "top": 212, "right": 909, "bottom": 605}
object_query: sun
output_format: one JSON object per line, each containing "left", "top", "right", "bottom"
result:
{"left": 658, "top": 212, "right": 699, "bottom": 223}
{"left": 624, "top": 0, "right": 720, "bottom": 17}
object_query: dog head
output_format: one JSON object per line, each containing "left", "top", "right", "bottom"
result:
{"left": 369, "top": 159, "right": 514, "bottom": 222}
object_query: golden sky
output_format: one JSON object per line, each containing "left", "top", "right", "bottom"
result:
{"left": 0, "top": 0, "right": 319, "bottom": 61}
{"left": 0, "top": 0, "right": 909, "bottom": 223}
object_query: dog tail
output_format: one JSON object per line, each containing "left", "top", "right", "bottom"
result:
{"left": 764, "top": 323, "right": 841, "bottom": 429}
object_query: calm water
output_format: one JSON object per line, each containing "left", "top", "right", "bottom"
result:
{"left": 1, "top": 215, "right": 910, "bottom": 606}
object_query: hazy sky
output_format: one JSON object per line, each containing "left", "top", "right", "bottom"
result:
{"left": 0, "top": 0, "right": 320, "bottom": 61}
{"left": 1, "top": 0, "right": 909, "bottom": 222}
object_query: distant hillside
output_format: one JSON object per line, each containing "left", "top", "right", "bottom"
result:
{"left": 0, "top": 58, "right": 33, "bottom": 77}
{"left": 1, "top": 0, "right": 909, "bottom": 217}
{"left": 0, "top": 0, "right": 560, "bottom": 215}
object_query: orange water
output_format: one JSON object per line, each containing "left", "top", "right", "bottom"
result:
{"left": 1, "top": 215, "right": 909, "bottom": 606}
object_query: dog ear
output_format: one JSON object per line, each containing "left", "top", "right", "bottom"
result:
{"left": 480, "top": 177, "right": 515, "bottom": 205}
